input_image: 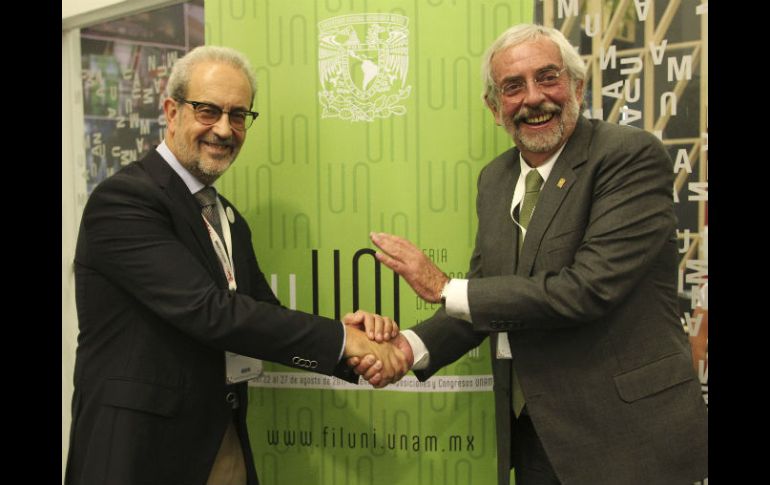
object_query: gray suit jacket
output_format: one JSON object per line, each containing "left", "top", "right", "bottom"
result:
{"left": 413, "top": 117, "right": 707, "bottom": 485}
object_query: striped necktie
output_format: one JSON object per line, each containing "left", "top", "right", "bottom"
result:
{"left": 194, "top": 186, "right": 224, "bottom": 242}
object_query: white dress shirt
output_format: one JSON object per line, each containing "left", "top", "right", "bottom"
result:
{"left": 402, "top": 145, "right": 565, "bottom": 369}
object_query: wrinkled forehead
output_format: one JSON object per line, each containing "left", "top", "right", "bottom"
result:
{"left": 492, "top": 38, "right": 563, "bottom": 79}
{"left": 186, "top": 61, "right": 253, "bottom": 107}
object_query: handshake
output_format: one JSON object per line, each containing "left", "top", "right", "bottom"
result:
{"left": 342, "top": 231, "right": 451, "bottom": 388}
{"left": 342, "top": 310, "right": 414, "bottom": 388}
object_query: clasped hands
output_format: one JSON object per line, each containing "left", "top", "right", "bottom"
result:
{"left": 343, "top": 232, "right": 449, "bottom": 389}
{"left": 342, "top": 310, "right": 413, "bottom": 388}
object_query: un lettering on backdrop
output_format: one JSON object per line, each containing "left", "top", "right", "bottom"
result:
{"left": 206, "top": 1, "right": 520, "bottom": 482}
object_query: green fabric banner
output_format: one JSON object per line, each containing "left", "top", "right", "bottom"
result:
{"left": 206, "top": 1, "right": 532, "bottom": 483}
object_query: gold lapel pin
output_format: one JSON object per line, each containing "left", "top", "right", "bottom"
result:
{"left": 557, "top": 178, "right": 566, "bottom": 188}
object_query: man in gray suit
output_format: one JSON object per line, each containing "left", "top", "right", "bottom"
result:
{"left": 351, "top": 24, "right": 708, "bottom": 485}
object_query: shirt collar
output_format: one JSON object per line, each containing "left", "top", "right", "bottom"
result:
{"left": 518, "top": 143, "right": 566, "bottom": 183}
{"left": 156, "top": 140, "right": 208, "bottom": 195}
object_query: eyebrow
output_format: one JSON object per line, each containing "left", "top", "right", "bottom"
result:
{"left": 498, "top": 63, "right": 562, "bottom": 84}
{"left": 197, "top": 100, "right": 252, "bottom": 112}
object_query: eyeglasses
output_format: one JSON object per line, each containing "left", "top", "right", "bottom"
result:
{"left": 176, "top": 98, "right": 259, "bottom": 131}
{"left": 496, "top": 67, "right": 568, "bottom": 100}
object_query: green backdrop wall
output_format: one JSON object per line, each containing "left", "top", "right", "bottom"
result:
{"left": 207, "top": 1, "right": 532, "bottom": 484}
{"left": 74, "top": 1, "right": 706, "bottom": 483}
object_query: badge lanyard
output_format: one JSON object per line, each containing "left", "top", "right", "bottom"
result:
{"left": 203, "top": 198, "right": 262, "bottom": 382}
{"left": 200, "top": 201, "right": 262, "bottom": 385}
{"left": 201, "top": 199, "right": 236, "bottom": 291}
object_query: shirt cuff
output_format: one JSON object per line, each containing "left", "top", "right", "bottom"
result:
{"left": 401, "top": 330, "right": 430, "bottom": 370}
{"left": 338, "top": 322, "right": 347, "bottom": 362}
{"left": 444, "top": 278, "right": 472, "bottom": 322}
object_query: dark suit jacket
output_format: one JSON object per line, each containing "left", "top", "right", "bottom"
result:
{"left": 413, "top": 117, "right": 708, "bottom": 485}
{"left": 66, "top": 150, "right": 351, "bottom": 485}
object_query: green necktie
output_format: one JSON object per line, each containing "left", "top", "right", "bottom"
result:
{"left": 513, "top": 169, "right": 543, "bottom": 417}
{"left": 518, "top": 169, "right": 544, "bottom": 252}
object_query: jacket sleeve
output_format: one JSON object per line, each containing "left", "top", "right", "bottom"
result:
{"left": 77, "top": 171, "right": 345, "bottom": 375}
{"left": 468, "top": 129, "right": 676, "bottom": 331}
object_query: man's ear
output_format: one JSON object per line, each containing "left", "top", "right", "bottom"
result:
{"left": 574, "top": 79, "right": 585, "bottom": 107}
{"left": 162, "top": 97, "right": 179, "bottom": 137}
{"left": 484, "top": 95, "right": 503, "bottom": 126}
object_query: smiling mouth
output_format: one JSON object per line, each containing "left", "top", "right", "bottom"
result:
{"left": 521, "top": 113, "right": 555, "bottom": 126}
{"left": 201, "top": 140, "right": 233, "bottom": 152}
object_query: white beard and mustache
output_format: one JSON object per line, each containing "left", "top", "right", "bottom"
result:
{"left": 505, "top": 96, "right": 581, "bottom": 154}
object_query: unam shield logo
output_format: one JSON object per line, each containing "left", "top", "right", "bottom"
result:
{"left": 318, "top": 13, "right": 411, "bottom": 122}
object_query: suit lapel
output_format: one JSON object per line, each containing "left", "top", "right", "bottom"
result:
{"left": 140, "top": 151, "right": 227, "bottom": 285}
{"left": 493, "top": 152, "right": 521, "bottom": 275}
{"left": 517, "top": 117, "right": 592, "bottom": 276}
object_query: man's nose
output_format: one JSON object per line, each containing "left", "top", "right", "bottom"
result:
{"left": 211, "top": 112, "right": 234, "bottom": 138}
{"left": 521, "top": 80, "right": 547, "bottom": 106}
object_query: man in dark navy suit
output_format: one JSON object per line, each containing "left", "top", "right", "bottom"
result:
{"left": 65, "top": 45, "right": 407, "bottom": 485}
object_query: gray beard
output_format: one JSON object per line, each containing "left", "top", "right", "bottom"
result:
{"left": 508, "top": 97, "right": 580, "bottom": 153}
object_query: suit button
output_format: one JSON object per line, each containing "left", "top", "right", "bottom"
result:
{"left": 225, "top": 392, "right": 239, "bottom": 409}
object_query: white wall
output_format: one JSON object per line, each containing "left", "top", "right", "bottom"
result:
{"left": 62, "top": 0, "right": 124, "bottom": 20}
{"left": 62, "top": 0, "right": 180, "bottom": 29}
{"left": 61, "top": 28, "right": 86, "bottom": 485}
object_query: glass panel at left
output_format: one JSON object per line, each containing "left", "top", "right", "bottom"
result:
{"left": 80, "top": 1, "right": 205, "bottom": 195}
